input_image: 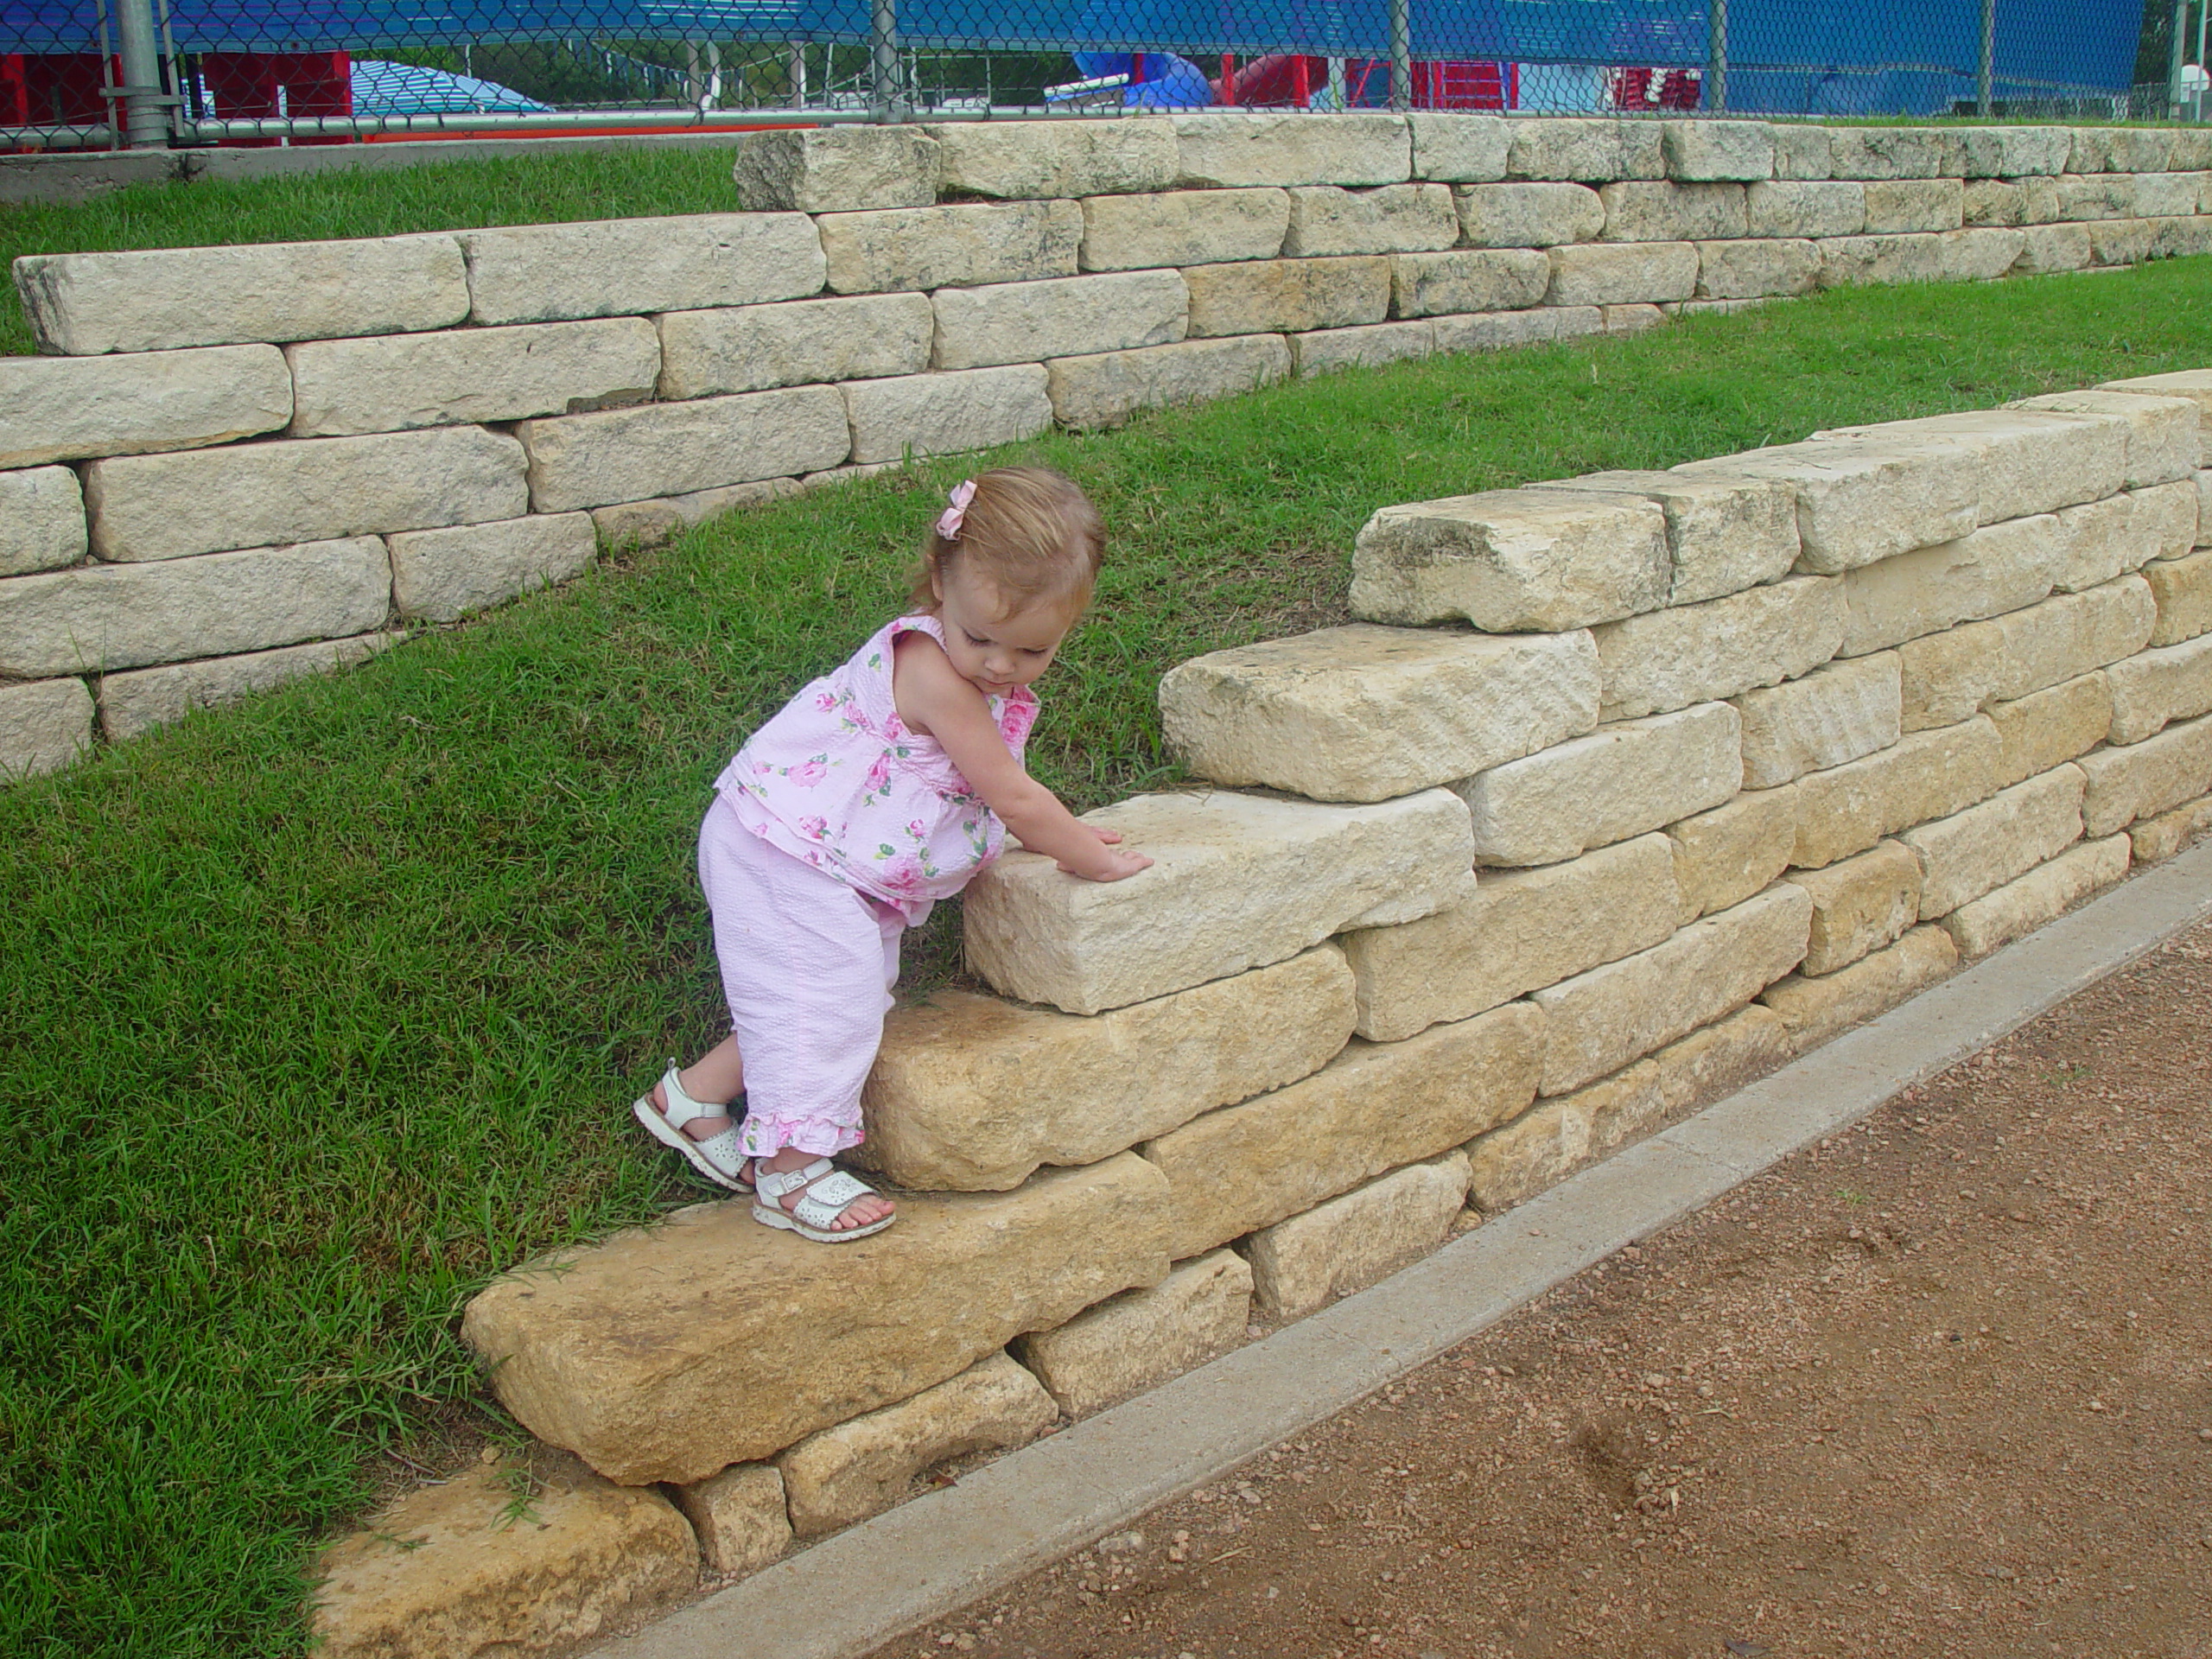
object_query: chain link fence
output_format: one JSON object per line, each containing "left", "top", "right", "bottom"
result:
{"left": 0, "top": 0, "right": 2191, "bottom": 151}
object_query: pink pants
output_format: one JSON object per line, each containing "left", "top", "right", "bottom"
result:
{"left": 698, "top": 796, "right": 903, "bottom": 1159}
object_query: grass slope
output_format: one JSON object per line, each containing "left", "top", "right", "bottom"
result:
{"left": 3, "top": 259, "right": 2210, "bottom": 1656}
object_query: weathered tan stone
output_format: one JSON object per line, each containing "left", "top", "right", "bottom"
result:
{"left": 462, "top": 214, "right": 824, "bottom": 326}
{"left": 2079, "top": 712, "right": 2212, "bottom": 835}
{"left": 1961, "top": 179, "right": 2029, "bottom": 226}
{"left": 1341, "top": 833, "right": 1679, "bottom": 1042}
{"left": 1160, "top": 623, "right": 1599, "bottom": 804}
{"left": 1411, "top": 113, "right": 1513, "bottom": 182}
{"left": 16, "top": 234, "right": 467, "bottom": 354}
{"left": 1173, "top": 112, "right": 1411, "bottom": 188}
{"left": 0, "top": 465, "right": 86, "bottom": 576}
{"left": 1896, "top": 577, "right": 2154, "bottom": 729}
{"left": 2088, "top": 218, "right": 2157, "bottom": 266}
{"left": 932, "top": 270, "right": 1187, "bottom": 370}
{"left": 1600, "top": 303, "right": 1669, "bottom": 336}
{"left": 1244, "top": 1154, "right": 1471, "bottom": 1321}
{"left": 2149, "top": 213, "right": 2212, "bottom": 260}
{"left": 1987, "top": 671, "right": 2113, "bottom": 789}
{"left": 1350, "top": 488, "right": 1669, "bottom": 632}
{"left": 1453, "top": 182, "right": 1605, "bottom": 247}
{"left": 1789, "top": 716, "right": 2003, "bottom": 868}
{"left": 1141, "top": 1001, "right": 1541, "bottom": 1258}
{"left": 1772, "top": 125, "right": 1834, "bottom": 181}
{"left": 518, "top": 387, "right": 847, "bottom": 515}
{"left": 931, "top": 118, "right": 1178, "bottom": 199}
{"left": 1544, "top": 242, "right": 1699, "bottom": 306}
{"left": 1466, "top": 1062, "right": 1664, "bottom": 1211}
{"left": 461, "top": 1154, "right": 1167, "bottom": 1484}
{"left": 1292, "top": 321, "right": 1434, "bottom": 378}
{"left": 1758, "top": 925, "right": 1958, "bottom": 1051}
{"left": 2129, "top": 794, "right": 2212, "bottom": 862}
{"left": 1653, "top": 1003, "right": 1794, "bottom": 1113}
{"left": 1432, "top": 306, "right": 1603, "bottom": 355}
{"left": 655, "top": 294, "right": 933, "bottom": 399}
{"left": 1662, "top": 121, "right": 1775, "bottom": 182}
{"left": 2047, "top": 494, "right": 2157, "bottom": 594}
{"left": 1390, "top": 249, "right": 1550, "bottom": 317}
{"left": 1046, "top": 334, "right": 1290, "bottom": 430}
{"left": 96, "top": 632, "right": 391, "bottom": 741}
{"left": 1458, "top": 702, "right": 1741, "bottom": 868}
{"left": 844, "top": 365, "right": 1053, "bottom": 465}
{"left": 1861, "top": 178, "right": 1962, "bottom": 234}
{"left": 2009, "top": 391, "right": 2198, "bottom": 489}
{"left": 2130, "top": 477, "right": 2200, "bottom": 559}
{"left": 588, "top": 477, "right": 806, "bottom": 548}
{"left": 733, "top": 125, "right": 940, "bottom": 212}
{"left": 1590, "top": 575, "right": 1841, "bottom": 721}
{"left": 1936, "top": 226, "right": 2028, "bottom": 281}
{"left": 1673, "top": 438, "right": 1979, "bottom": 575}
{"left": 1835, "top": 517, "right": 2065, "bottom": 655}
{"left": 818, "top": 200, "right": 1083, "bottom": 294}
{"left": 1815, "top": 232, "right": 1946, "bottom": 287}
{"left": 1281, "top": 184, "right": 1458, "bottom": 255}
{"left": 311, "top": 1452, "right": 696, "bottom": 1659}
{"left": 2197, "top": 472, "right": 2210, "bottom": 544}
{"left": 0, "top": 345, "right": 290, "bottom": 470}
{"left": 1013, "top": 1250, "right": 1252, "bottom": 1417}
{"left": 1953, "top": 126, "right": 2074, "bottom": 179}
{"left": 1667, "top": 787, "right": 1799, "bottom": 923}
{"left": 1827, "top": 128, "right": 1947, "bottom": 180}
{"left": 0, "top": 677, "right": 92, "bottom": 781}
{"left": 964, "top": 787, "right": 1473, "bottom": 1015}
{"left": 2144, "top": 548, "right": 2212, "bottom": 645}
{"left": 2097, "top": 371, "right": 2212, "bottom": 458}
{"left": 672, "top": 1464, "right": 791, "bottom": 1578}
{"left": 388, "top": 512, "right": 596, "bottom": 624}
{"left": 2055, "top": 174, "right": 2136, "bottom": 219}
{"left": 2107, "top": 633, "right": 2212, "bottom": 744}
{"left": 2094, "top": 129, "right": 2177, "bottom": 173}
{"left": 1784, "top": 837, "right": 1923, "bottom": 976}
{"left": 1813, "top": 409, "right": 2126, "bottom": 526}
{"left": 2013, "top": 223, "right": 2094, "bottom": 274}
{"left": 1732, "top": 652, "right": 1901, "bottom": 790}
{"left": 1507, "top": 118, "right": 1664, "bottom": 183}
{"left": 1745, "top": 181, "right": 1864, "bottom": 238}
{"left": 776, "top": 1353, "right": 1057, "bottom": 1538}
{"left": 1525, "top": 468, "right": 1800, "bottom": 606}
{"left": 1078, "top": 188, "right": 1290, "bottom": 270}
{"left": 1942, "top": 836, "right": 2129, "bottom": 957}
{"left": 1598, "top": 181, "right": 1747, "bottom": 242}
{"left": 1182, "top": 256, "right": 1391, "bottom": 336}
{"left": 1693, "top": 237, "right": 1821, "bottom": 300}
{"left": 1902, "top": 766, "right": 2086, "bottom": 918}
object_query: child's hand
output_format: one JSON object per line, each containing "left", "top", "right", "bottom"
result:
{"left": 1057, "top": 825, "right": 1152, "bottom": 881}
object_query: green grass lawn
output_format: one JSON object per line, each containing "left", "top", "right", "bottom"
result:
{"left": 5, "top": 257, "right": 2212, "bottom": 1656}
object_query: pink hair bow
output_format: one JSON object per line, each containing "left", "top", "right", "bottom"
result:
{"left": 937, "top": 479, "right": 977, "bottom": 540}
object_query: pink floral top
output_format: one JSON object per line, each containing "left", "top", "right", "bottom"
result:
{"left": 715, "top": 613, "right": 1040, "bottom": 925}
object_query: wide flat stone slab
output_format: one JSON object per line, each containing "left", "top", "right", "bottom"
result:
{"left": 1589, "top": 574, "right": 1842, "bottom": 721}
{"left": 0, "top": 344, "right": 290, "bottom": 467}
{"left": 1523, "top": 467, "right": 1801, "bottom": 607}
{"left": 1810, "top": 408, "right": 2126, "bottom": 526}
{"left": 461, "top": 213, "right": 824, "bottom": 325}
{"left": 1902, "top": 764, "right": 2085, "bottom": 918}
{"left": 1673, "top": 438, "right": 1980, "bottom": 574}
{"left": 288, "top": 316, "right": 661, "bottom": 436}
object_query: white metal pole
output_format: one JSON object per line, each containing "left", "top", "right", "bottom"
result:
{"left": 111, "top": 0, "right": 168, "bottom": 148}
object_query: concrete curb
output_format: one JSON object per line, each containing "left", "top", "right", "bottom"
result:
{"left": 592, "top": 838, "right": 2212, "bottom": 1659}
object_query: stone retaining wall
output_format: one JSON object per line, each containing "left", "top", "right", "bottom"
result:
{"left": 312, "top": 363, "right": 2212, "bottom": 1656}
{"left": 8, "top": 113, "right": 2212, "bottom": 781}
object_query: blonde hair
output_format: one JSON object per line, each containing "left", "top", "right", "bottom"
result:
{"left": 907, "top": 467, "right": 1104, "bottom": 619}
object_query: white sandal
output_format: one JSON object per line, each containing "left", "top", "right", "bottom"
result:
{"left": 752, "top": 1159, "right": 896, "bottom": 1243}
{"left": 631, "top": 1061, "right": 753, "bottom": 1192}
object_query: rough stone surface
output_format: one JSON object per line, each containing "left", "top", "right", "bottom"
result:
{"left": 1954, "top": 126, "right": 2074, "bottom": 179}
{"left": 1390, "top": 249, "right": 1551, "bottom": 317}
{"left": 2131, "top": 477, "right": 2201, "bottom": 559}
{"left": 1465, "top": 1062, "right": 1665, "bottom": 1211}
{"left": 0, "top": 465, "right": 86, "bottom": 577}
{"left": 1733, "top": 652, "right": 1902, "bottom": 789}
{"left": 388, "top": 512, "right": 596, "bottom": 624}
{"left": 1895, "top": 577, "right": 2154, "bottom": 729}
{"left": 1173, "top": 112, "right": 1411, "bottom": 188}
{"left": 1244, "top": 1154, "right": 1471, "bottom": 1321}
{"left": 931, "top": 118, "right": 1178, "bottom": 199}
{"left": 1013, "top": 1250, "right": 1252, "bottom": 1418}
{"left": 1662, "top": 121, "right": 1775, "bottom": 182}
{"left": 818, "top": 200, "right": 1083, "bottom": 295}
{"left": 1590, "top": 575, "right": 1842, "bottom": 721}
{"left": 1937, "top": 226, "right": 2030, "bottom": 282}
{"left": 1543, "top": 242, "right": 1699, "bottom": 306}
{"left": 2011, "top": 390, "right": 2198, "bottom": 490}
{"left": 461, "top": 1154, "right": 1168, "bottom": 1485}
{"left": 2080, "top": 712, "right": 2212, "bottom": 836}
{"left": 1665, "top": 785, "right": 1800, "bottom": 923}
{"left": 1771, "top": 126, "right": 1834, "bottom": 181}
{"left": 857, "top": 948, "right": 1353, "bottom": 1192}
{"left": 1744, "top": 181, "right": 1864, "bottom": 238}
{"left": 1783, "top": 838, "right": 1922, "bottom": 976}
{"left": 0, "top": 677, "right": 92, "bottom": 781}
{"left": 1961, "top": 179, "right": 2031, "bottom": 226}
{"left": 16, "top": 234, "right": 467, "bottom": 354}
{"left": 1453, "top": 182, "right": 1605, "bottom": 247}
{"left": 733, "top": 126, "right": 940, "bottom": 212}
{"left": 1160, "top": 622, "right": 1599, "bottom": 804}
{"left": 2047, "top": 494, "right": 2158, "bottom": 594}
{"left": 1901, "top": 766, "right": 2087, "bottom": 918}
{"left": 1789, "top": 716, "right": 2004, "bottom": 868}
{"left": 518, "top": 386, "right": 847, "bottom": 514}
{"left": 1942, "top": 836, "right": 2130, "bottom": 958}
{"left": 311, "top": 1453, "right": 696, "bottom": 1659}
{"left": 1410, "top": 113, "right": 1513, "bottom": 182}
{"left": 1653, "top": 1003, "right": 1795, "bottom": 1114}
{"left": 844, "top": 365, "right": 1053, "bottom": 465}
{"left": 1506, "top": 119, "right": 1665, "bottom": 184}
{"left": 932, "top": 270, "right": 1187, "bottom": 370}
{"left": 1815, "top": 232, "right": 1946, "bottom": 288}
{"left": 1758, "top": 925, "right": 1959, "bottom": 1052}
{"left": 2055, "top": 174, "right": 2136, "bottom": 219}
{"left": 1673, "top": 439, "right": 1979, "bottom": 575}
{"left": 1141, "top": 1001, "right": 1541, "bottom": 1259}
{"left": 2129, "top": 794, "right": 2212, "bottom": 863}
{"left": 96, "top": 632, "right": 391, "bottom": 741}
{"left": 1281, "top": 184, "right": 1458, "bottom": 255}
{"left": 0, "top": 345, "right": 290, "bottom": 469}
{"left": 1046, "top": 334, "right": 1290, "bottom": 430}
{"left": 1432, "top": 306, "right": 1603, "bottom": 355}
{"left": 1813, "top": 408, "right": 2126, "bottom": 527}
{"left": 1525, "top": 468, "right": 1800, "bottom": 606}
{"left": 2145, "top": 548, "right": 2212, "bottom": 645}
{"left": 1987, "top": 671, "right": 2113, "bottom": 790}
{"left": 84, "top": 427, "right": 528, "bottom": 561}
{"left": 1182, "top": 256, "right": 1391, "bottom": 337}
{"left": 2013, "top": 223, "right": 2094, "bottom": 274}
{"left": 1826, "top": 128, "right": 1947, "bottom": 181}
{"left": 964, "top": 787, "right": 1473, "bottom": 1015}
{"left": 1862, "top": 178, "right": 1963, "bottom": 234}
{"left": 1341, "top": 833, "right": 1679, "bottom": 1042}
{"left": 1693, "top": 237, "right": 1822, "bottom": 300}
{"left": 2100, "top": 371, "right": 2212, "bottom": 463}
{"left": 1292, "top": 321, "right": 1434, "bottom": 378}
{"left": 671, "top": 1464, "right": 791, "bottom": 1578}
{"left": 1597, "top": 181, "right": 1747, "bottom": 242}
{"left": 462, "top": 214, "right": 824, "bottom": 326}
{"left": 589, "top": 477, "right": 805, "bottom": 548}
{"left": 1458, "top": 702, "right": 1742, "bottom": 868}
{"left": 655, "top": 294, "right": 933, "bottom": 399}
{"left": 1077, "top": 188, "right": 1289, "bottom": 270}
{"left": 1835, "top": 516, "right": 2066, "bottom": 656}
{"left": 287, "top": 317, "right": 658, "bottom": 438}
{"left": 775, "top": 1354, "right": 1058, "bottom": 1539}
{"left": 2087, "top": 218, "right": 2158, "bottom": 267}
{"left": 2107, "top": 633, "right": 2212, "bottom": 745}
{"left": 1350, "top": 488, "right": 1669, "bottom": 632}
{"left": 1600, "top": 303, "right": 1669, "bottom": 336}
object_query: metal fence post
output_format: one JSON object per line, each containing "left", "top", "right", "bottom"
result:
{"left": 1389, "top": 0, "right": 1411, "bottom": 111}
{"left": 111, "top": 0, "right": 170, "bottom": 148}
{"left": 871, "top": 0, "right": 906, "bottom": 122}
{"left": 1977, "top": 0, "right": 1995, "bottom": 115}
{"left": 1706, "top": 0, "right": 1728, "bottom": 112}
{"left": 2171, "top": 0, "right": 2190, "bottom": 118}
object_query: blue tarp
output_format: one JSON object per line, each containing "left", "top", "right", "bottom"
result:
{"left": 349, "top": 59, "right": 550, "bottom": 111}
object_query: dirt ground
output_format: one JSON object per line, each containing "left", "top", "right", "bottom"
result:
{"left": 872, "top": 918, "right": 2212, "bottom": 1659}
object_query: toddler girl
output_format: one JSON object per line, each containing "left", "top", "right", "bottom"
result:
{"left": 632, "top": 467, "right": 1152, "bottom": 1243}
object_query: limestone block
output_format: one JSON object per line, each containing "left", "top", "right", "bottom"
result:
{"left": 1014, "top": 1250, "right": 1252, "bottom": 1418}
{"left": 1952, "top": 126, "right": 2074, "bottom": 179}
{"left": 1938, "top": 226, "right": 2028, "bottom": 282}
{"left": 2048, "top": 494, "right": 2154, "bottom": 593}
{"left": 1673, "top": 438, "right": 1979, "bottom": 575}
{"left": 2129, "top": 795, "right": 2212, "bottom": 863}
{"left": 933, "top": 270, "right": 1187, "bottom": 370}
{"left": 1466, "top": 1062, "right": 1664, "bottom": 1211}
{"left": 1292, "top": 321, "right": 1434, "bottom": 378}
{"left": 655, "top": 294, "right": 933, "bottom": 400}
{"left": 1590, "top": 575, "right": 1841, "bottom": 721}
{"left": 388, "top": 512, "right": 594, "bottom": 624}
{"left": 1835, "top": 517, "right": 2065, "bottom": 656}
{"left": 1942, "top": 836, "right": 2129, "bottom": 958}
{"left": 1789, "top": 716, "right": 2003, "bottom": 868}
{"left": 1815, "top": 232, "right": 1946, "bottom": 288}
{"left": 2106, "top": 130, "right": 2180, "bottom": 170}
{"left": 1812, "top": 408, "right": 2125, "bottom": 526}
{"left": 518, "top": 386, "right": 846, "bottom": 514}
{"left": 461, "top": 1154, "right": 1168, "bottom": 1484}
{"left": 1654, "top": 1003, "right": 1793, "bottom": 1113}
{"left": 1784, "top": 838, "right": 1922, "bottom": 976}
{"left": 2107, "top": 634, "right": 2212, "bottom": 745}
{"left": 1603, "top": 304, "right": 1669, "bottom": 335}
{"left": 0, "top": 677, "right": 92, "bottom": 781}
{"left": 1281, "top": 184, "right": 1458, "bottom": 255}
{"left": 1694, "top": 237, "right": 1821, "bottom": 300}
{"left": 1598, "top": 181, "right": 1748, "bottom": 242}
{"left": 1453, "top": 182, "right": 1605, "bottom": 247}
{"left": 589, "top": 478, "right": 805, "bottom": 548}
{"left": 1897, "top": 580, "right": 2152, "bottom": 731}
{"left": 2150, "top": 214, "right": 2212, "bottom": 261}
{"left": 1243, "top": 1154, "right": 1471, "bottom": 1321}
{"left": 2130, "top": 477, "right": 2200, "bottom": 559}
{"left": 2088, "top": 219, "right": 2156, "bottom": 267}
{"left": 0, "top": 345, "right": 290, "bottom": 469}
{"left": 1341, "top": 833, "right": 1679, "bottom": 1042}
{"left": 1665, "top": 785, "right": 1799, "bottom": 922}
{"left": 733, "top": 125, "right": 940, "bottom": 212}
{"left": 311, "top": 1453, "right": 696, "bottom": 1659}
{"left": 1772, "top": 125, "right": 1834, "bottom": 181}
{"left": 1962, "top": 179, "right": 2029, "bottom": 226}
{"left": 1662, "top": 120, "right": 1775, "bottom": 181}
{"left": 463, "top": 214, "right": 824, "bottom": 326}
{"left": 0, "top": 466, "right": 86, "bottom": 576}
{"left": 2011, "top": 391, "right": 2197, "bottom": 490}
{"left": 2133, "top": 172, "right": 2208, "bottom": 218}
{"left": 1902, "top": 766, "right": 2086, "bottom": 918}
{"left": 672, "top": 1464, "right": 791, "bottom": 1578}
{"left": 1433, "top": 306, "right": 1604, "bottom": 355}
{"left": 1141, "top": 1001, "right": 1541, "bottom": 1259}
{"left": 1987, "top": 671, "right": 2113, "bottom": 790}
{"left": 1350, "top": 488, "right": 1669, "bottom": 632}
{"left": 1734, "top": 652, "right": 1902, "bottom": 789}
{"left": 1532, "top": 886, "right": 1812, "bottom": 1096}
{"left": 1410, "top": 113, "right": 1513, "bottom": 182}
{"left": 1459, "top": 702, "right": 1741, "bottom": 868}
{"left": 2099, "top": 371, "right": 2212, "bottom": 463}
{"left": 2176, "top": 131, "right": 2212, "bottom": 170}
{"left": 1825, "top": 128, "right": 1947, "bottom": 180}
{"left": 1544, "top": 241, "right": 1698, "bottom": 306}
{"left": 1183, "top": 255, "right": 1391, "bottom": 336}
{"left": 96, "top": 632, "right": 391, "bottom": 741}
{"left": 844, "top": 365, "right": 1053, "bottom": 465}
{"left": 1506, "top": 118, "right": 1664, "bottom": 183}
{"left": 817, "top": 200, "right": 1083, "bottom": 294}
{"left": 1046, "top": 334, "right": 1290, "bottom": 430}
{"left": 85, "top": 427, "right": 527, "bottom": 562}
{"left": 1078, "top": 188, "right": 1290, "bottom": 270}
{"left": 2145, "top": 548, "right": 2212, "bottom": 645}
{"left": 2066, "top": 130, "right": 2121, "bottom": 174}
{"left": 1862, "top": 179, "right": 1963, "bottom": 234}
{"left": 15, "top": 234, "right": 467, "bottom": 354}
{"left": 2013, "top": 223, "right": 2093, "bottom": 274}
{"left": 1745, "top": 181, "right": 1865, "bottom": 238}
{"left": 1173, "top": 111, "right": 1410, "bottom": 187}
{"left": 1524, "top": 467, "right": 1800, "bottom": 606}
{"left": 931, "top": 118, "right": 1178, "bottom": 199}
{"left": 858, "top": 948, "right": 1353, "bottom": 1191}
{"left": 2055, "top": 174, "right": 2135, "bottom": 220}
{"left": 964, "top": 788, "right": 1473, "bottom": 1015}
{"left": 1160, "top": 622, "right": 1599, "bottom": 804}
{"left": 1390, "top": 249, "right": 1550, "bottom": 317}
{"left": 776, "top": 1353, "right": 1057, "bottom": 1538}
{"left": 1758, "top": 925, "right": 1958, "bottom": 1052}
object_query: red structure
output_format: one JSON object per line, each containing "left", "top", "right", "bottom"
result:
{"left": 2, "top": 48, "right": 353, "bottom": 145}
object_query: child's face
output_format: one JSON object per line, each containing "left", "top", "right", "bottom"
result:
{"left": 931, "top": 560, "right": 1077, "bottom": 696}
